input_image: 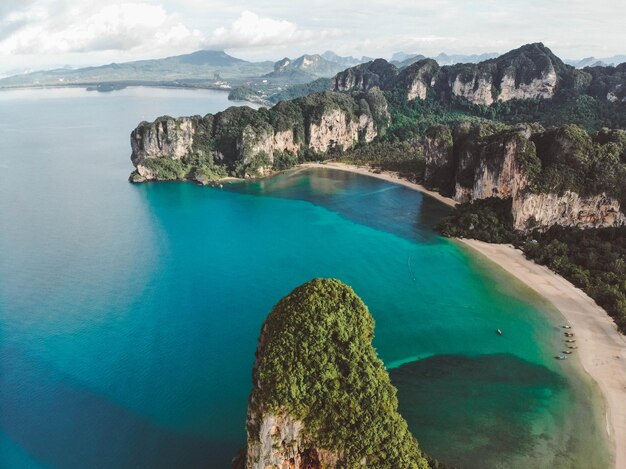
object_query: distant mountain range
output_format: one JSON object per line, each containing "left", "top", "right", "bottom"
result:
{"left": 390, "top": 51, "right": 499, "bottom": 67}
{"left": 1, "top": 47, "right": 624, "bottom": 94}
{"left": 565, "top": 55, "right": 626, "bottom": 68}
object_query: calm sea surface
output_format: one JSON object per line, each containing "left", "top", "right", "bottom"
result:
{"left": 0, "top": 87, "right": 609, "bottom": 468}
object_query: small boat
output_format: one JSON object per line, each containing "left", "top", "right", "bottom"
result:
{"left": 496, "top": 329, "right": 503, "bottom": 336}
{"left": 565, "top": 339, "right": 576, "bottom": 343}
{"left": 568, "top": 345, "right": 578, "bottom": 349}
{"left": 564, "top": 332, "right": 575, "bottom": 337}
{"left": 562, "top": 325, "right": 572, "bottom": 329}
{"left": 563, "top": 350, "right": 573, "bottom": 354}
{"left": 555, "top": 355, "right": 567, "bottom": 360}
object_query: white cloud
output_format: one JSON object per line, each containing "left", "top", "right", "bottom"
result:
{"left": 203, "top": 10, "right": 342, "bottom": 50}
{"left": 0, "top": 2, "right": 205, "bottom": 55}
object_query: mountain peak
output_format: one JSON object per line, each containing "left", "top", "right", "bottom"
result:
{"left": 177, "top": 50, "right": 247, "bottom": 66}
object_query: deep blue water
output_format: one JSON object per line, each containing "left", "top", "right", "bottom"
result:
{"left": 0, "top": 87, "right": 609, "bottom": 468}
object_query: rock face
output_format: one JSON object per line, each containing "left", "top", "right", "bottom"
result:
{"left": 333, "top": 43, "right": 583, "bottom": 104}
{"left": 453, "top": 128, "right": 534, "bottom": 203}
{"left": 441, "top": 43, "right": 564, "bottom": 105}
{"left": 244, "top": 411, "right": 341, "bottom": 469}
{"left": 448, "top": 69, "right": 495, "bottom": 105}
{"left": 512, "top": 192, "right": 626, "bottom": 231}
{"left": 129, "top": 91, "right": 385, "bottom": 182}
{"left": 422, "top": 122, "right": 626, "bottom": 231}
{"left": 423, "top": 125, "right": 454, "bottom": 194}
{"left": 334, "top": 58, "right": 399, "bottom": 93}
{"left": 397, "top": 59, "right": 440, "bottom": 100}
{"left": 130, "top": 116, "right": 197, "bottom": 164}
{"left": 308, "top": 109, "right": 376, "bottom": 153}
{"left": 333, "top": 42, "right": 622, "bottom": 105}
{"left": 241, "top": 279, "right": 429, "bottom": 469}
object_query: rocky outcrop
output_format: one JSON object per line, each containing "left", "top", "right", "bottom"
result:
{"left": 397, "top": 59, "right": 440, "bottom": 101}
{"left": 308, "top": 109, "right": 376, "bottom": 153}
{"left": 448, "top": 70, "right": 494, "bottom": 105}
{"left": 244, "top": 410, "right": 341, "bottom": 469}
{"left": 440, "top": 43, "right": 564, "bottom": 105}
{"left": 240, "top": 278, "right": 429, "bottom": 469}
{"left": 423, "top": 125, "right": 454, "bottom": 194}
{"left": 498, "top": 69, "right": 557, "bottom": 101}
{"left": 130, "top": 116, "right": 198, "bottom": 164}
{"left": 129, "top": 91, "right": 385, "bottom": 182}
{"left": 512, "top": 192, "right": 626, "bottom": 231}
{"left": 423, "top": 122, "right": 626, "bottom": 231}
{"left": 332, "top": 43, "right": 604, "bottom": 105}
{"left": 584, "top": 63, "right": 626, "bottom": 102}
{"left": 453, "top": 129, "right": 534, "bottom": 203}
{"left": 334, "top": 59, "right": 399, "bottom": 93}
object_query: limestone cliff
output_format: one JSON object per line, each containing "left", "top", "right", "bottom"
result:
{"left": 129, "top": 91, "right": 385, "bottom": 182}
{"left": 332, "top": 43, "right": 625, "bottom": 106}
{"left": 423, "top": 122, "right": 626, "bottom": 231}
{"left": 512, "top": 192, "right": 626, "bottom": 231}
{"left": 397, "top": 59, "right": 440, "bottom": 101}
{"left": 333, "top": 59, "right": 398, "bottom": 94}
{"left": 333, "top": 43, "right": 583, "bottom": 104}
{"left": 240, "top": 279, "right": 429, "bottom": 469}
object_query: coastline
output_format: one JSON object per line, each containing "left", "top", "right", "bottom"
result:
{"left": 303, "top": 161, "right": 626, "bottom": 469}
{"left": 299, "top": 162, "right": 458, "bottom": 208}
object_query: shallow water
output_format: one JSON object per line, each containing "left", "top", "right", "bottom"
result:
{"left": 0, "top": 87, "right": 610, "bottom": 468}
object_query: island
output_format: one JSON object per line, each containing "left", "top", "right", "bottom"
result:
{"left": 234, "top": 278, "right": 432, "bottom": 469}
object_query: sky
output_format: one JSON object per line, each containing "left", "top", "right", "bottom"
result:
{"left": 0, "top": 0, "right": 625, "bottom": 74}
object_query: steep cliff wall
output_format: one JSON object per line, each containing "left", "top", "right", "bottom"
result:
{"left": 423, "top": 122, "right": 626, "bottom": 231}
{"left": 333, "top": 58, "right": 398, "bottom": 93}
{"left": 512, "top": 192, "right": 626, "bottom": 231}
{"left": 397, "top": 59, "right": 440, "bottom": 101}
{"left": 453, "top": 128, "right": 534, "bottom": 203}
{"left": 129, "top": 91, "right": 385, "bottom": 182}
{"left": 241, "top": 279, "right": 429, "bottom": 469}
{"left": 333, "top": 43, "right": 579, "bottom": 104}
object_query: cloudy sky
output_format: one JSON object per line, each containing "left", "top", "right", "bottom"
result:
{"left": 1, "top": 0, "right": 624, "bottom": 73}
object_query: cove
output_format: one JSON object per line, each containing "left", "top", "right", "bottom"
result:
{"left": 0, "top": 87, "right": 609, "bottom": 468}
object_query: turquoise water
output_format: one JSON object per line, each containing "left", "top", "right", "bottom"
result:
{"left": 0, "top": 88, "right": 609, "bottom": 468}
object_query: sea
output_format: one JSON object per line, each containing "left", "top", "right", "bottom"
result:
{"left": 0, "top": 87, "right": 610, "bottom": 468}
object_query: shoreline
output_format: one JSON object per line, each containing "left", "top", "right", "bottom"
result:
{"left": 299, "top": 162, "right": 458, "bottom": 208}
{"left": 303, "top": 161, "right": 626, "bottom": 469}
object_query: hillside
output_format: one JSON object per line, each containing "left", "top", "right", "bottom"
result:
{"left": 238, "top": 278, "right": 430, "bottom": 468}
{"left": 0, "top": 50, "right": 274, "bottom": 89}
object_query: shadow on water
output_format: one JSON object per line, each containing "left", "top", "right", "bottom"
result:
{"left": 0, "top": 345, "right": 235, "bottom": 469}
{"left": 390, "top": 354, "right": 570, "bottom": 469}
{"left": 225, "top": 167, "right": 452, "bottom": 243}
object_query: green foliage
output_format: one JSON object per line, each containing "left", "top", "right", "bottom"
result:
{"left": 439, "top": 200, "right": 626, "bottom": 333}
{"left": 140, "top": 157, "right": 188, "bottom": 180}
{"left": 272, "top": 151, "right": 299, "bottom": 171}
{"left": 251, "top": 279, "right": 429, "bottom": 468}
{"left": 228, "top": 87, "right": 263, "bottom": 102}
{"left": 338, "top": 141, "right": 425, "bottom": 182}
{"left": 139, "top": 151, "right": 227, "bottom": 183}
{"left": 523, "top": 227, "right": 626, "bottom": 333}
{"left": 236, "top": 150, "right": 272, "bottom": 177}
{"left": 382, "top": 90, "right": 484, "bottom": 142}
{"left": 438, "top": 198, "right": 518, "bottom": 243}
{"left": 268, "top": 78, "right": 333, "bottom": 103}
{"left": 528, "top": 124, "right": 626, "bottom": 206}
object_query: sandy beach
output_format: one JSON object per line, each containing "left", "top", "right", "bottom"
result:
{"left": 304, "top": 161, "right": 626, "bottom": 469}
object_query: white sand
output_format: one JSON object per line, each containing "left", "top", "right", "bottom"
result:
{"left": 302, "top": 161, "right": 626, "bottom": 468}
